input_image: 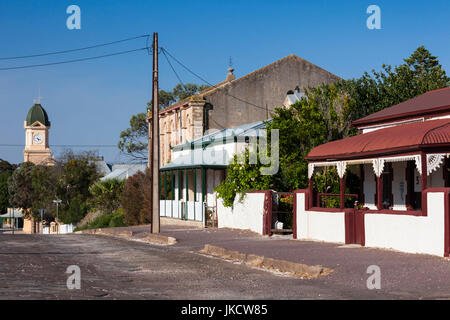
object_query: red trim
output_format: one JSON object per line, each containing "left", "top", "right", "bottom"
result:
{"left": 262, "top": 190, "right": 272, "bottom": 236}
{"left": 360, "top": 164, "right": 365, "bottom": 206}
{"left": 344, "top": 209, "right": 365, "bottom": 246}
{"left": 339, "top": 178, "right": 345, "bottom": 210}
{"left": 309, "top": 207, "right": 345, "bottom": 213}
{"left": 306, "top": 143, "right": 450, "bottom": 162}
{"left": 308, "top": 179, "right": 314, "bottom": 209}
{"left": 421, "top": 152, "right": 428, "bottom": 216}
{"left": 352, "top": 106, "right": 450, "bottom": 128}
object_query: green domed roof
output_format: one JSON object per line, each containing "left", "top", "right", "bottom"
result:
{"left": 26, "top": 103, "right": 50, "bottom": 126}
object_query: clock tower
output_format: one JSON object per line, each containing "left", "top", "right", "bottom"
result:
{"left": 23, "top": 102, "right": 53, "bottom": 165}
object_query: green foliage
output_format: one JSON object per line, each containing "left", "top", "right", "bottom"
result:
{"left": 109, "top": 208, "right": 126, "bottom": 228}
{"left": 8, "top": 162, "right": 36, "bottom": 216}
{"left": 215, "top": 149, "right": 273, "bottom": 207}
{"left": 0, "top": 159, "right": 16, "bottom": 214}
{"left": 118, "top": 112, "right": 149, "bottom": 161}
{"left": 89, "top": 178, "right": 124, "bottom": 214}
{"left": 7, "top": 151, "right": 100, "bottom": 223}
{"left": 74, "top": 209, "right": 126, "bottom": 231}
{"left": 121, "top": 168, "right": 151, "bottom": 226}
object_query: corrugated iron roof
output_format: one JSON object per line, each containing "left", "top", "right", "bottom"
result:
{"left": 307, "top": 119, "right": 450, "bottom": 161}
{"left": 353, "top": 87, "right": 450, "bottom": 127}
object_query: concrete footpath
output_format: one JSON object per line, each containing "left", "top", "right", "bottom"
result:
{"left": 81, "top": 224, "right": 450, "bottom": 298}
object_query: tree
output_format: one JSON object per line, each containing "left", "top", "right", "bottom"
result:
{"left": 119, "top": 83, "right": 209, "bottom": 160}
{"left": 0, "top": 159, "right": 16, "bottom": 214}
{"left": 8, "top": 162, "right": 36, "bottom": 217}
{"left": 89, "top": 178, "right": 124, "bottom": 214}
{"left": 55, "top": 151, "right": 101, "bottom": 224}
{"left": 118, "top": 113, "right": 148, "bottom": 161}
{"left": 121, "top": 168, "right": 151, "bottom": 225}
{"left": 344, "top": 46, "right": 449, "bottom": 119}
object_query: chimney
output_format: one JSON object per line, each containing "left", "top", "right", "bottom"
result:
{"left": 226, "top": 68, "right": 236, "bottom": 82}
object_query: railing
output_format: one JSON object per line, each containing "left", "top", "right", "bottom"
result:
{"left": 317, "top": 193, "right": 359, "bottom": 209}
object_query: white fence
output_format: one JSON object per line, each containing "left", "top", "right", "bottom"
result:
{"left": 159, "top": 200, "right": 204, "bottom": 222}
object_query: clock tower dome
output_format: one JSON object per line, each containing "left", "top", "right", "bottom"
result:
{"left": 23, "top": 102, "right": 53, "bottom": 165}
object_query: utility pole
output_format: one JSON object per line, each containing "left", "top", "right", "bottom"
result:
{"left": 151, "top": 32, "right": 160, "bottom": 234}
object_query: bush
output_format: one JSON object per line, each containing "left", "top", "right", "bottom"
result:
{"left": 109, "top": 209, "right": 126, "bottom": 228}
{"left": 121, "top": 168, "right": 151, "bottom": 226}
{"left": 74, "top": 209, "right": 126, "bottom": 231}
{"left": 89, "top": 213, "right": 113, "bottom": 229}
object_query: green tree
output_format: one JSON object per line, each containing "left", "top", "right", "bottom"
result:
{"left": 55, "top": 152, "right": 101, "bottom": 224}
{"left": 0, "top": 159, "right": 16, "bottom": 214}
{"left": 118, "top": 112, "right": 149, "bottom": 161}
{"left": 8, "top": 162, "right": 36, "bottom": 218}
{"left": 89, "top": 178, "right": 124, "bottom": 214}
{"left": 344, "top": 46, "right": 449, "bottom": 119}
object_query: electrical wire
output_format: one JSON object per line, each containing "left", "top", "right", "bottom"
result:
{"left": 0, "top": 47, "right": 149, "bottom": 71}
{"left": 160, "top": 47, "right": 268, "bottom": 112}
{"left": 0, "top": 144, "right": 117, "bottom": 148}
{"left": 0, "top": 34, "right": 150, "bottom": 60}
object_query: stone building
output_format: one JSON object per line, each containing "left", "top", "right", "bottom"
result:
{"left": 150, "top": 54, "right": 340, "bottom": 166}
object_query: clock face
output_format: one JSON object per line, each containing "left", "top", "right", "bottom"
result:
{"left": 33, "top": 134, "right": 42, "bottom": 144}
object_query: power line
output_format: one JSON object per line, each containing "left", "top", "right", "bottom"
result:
{"left": 0, "top": 34, "right": 151, "bottom": 60}
{"left": 160, "top": 47, "right": 268, "bottom": 112}
{"left": 0, "top": 144, "right": 117, "bottom": 148}
{"left": 0, "top": 47, "right": 149, "bottom": 71}
{"left": 161, "top": 48, "right": 185, "bottom": 88}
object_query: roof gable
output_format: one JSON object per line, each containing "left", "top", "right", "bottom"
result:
{"left": 353, "top": 87, "right": 450, "bottom": 127}
{"left": 159, "top": 55, "right": 341, "bottom": 115}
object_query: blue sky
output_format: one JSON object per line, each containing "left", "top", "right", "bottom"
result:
{"left": 0, "top": 0, "right": 449, "bottom": 164}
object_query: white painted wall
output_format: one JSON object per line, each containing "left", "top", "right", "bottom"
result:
{"left": 392, "top": 162, "right": 407, "bottom": 211}
{"left": 217, "top": 193, "right": 265, "bottom": 234}
{"left": 296, "top": 193, "right": 346, "bottom": 243}
{"left": 365, "top": 192, "right": 445, "bottom": 256}
{"left": 363, "top": 164, "right": 377, "bottom": 210}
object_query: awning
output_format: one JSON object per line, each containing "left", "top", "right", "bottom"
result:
{"left": 307, "top": 119, "right": 450, "bottom": 162}
{"left": 160, "top": 149, "right": 230, "bottom": 171}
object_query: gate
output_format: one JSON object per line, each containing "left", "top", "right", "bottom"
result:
{"left": 345, "top": 209, "right": 365, "bottom": 246}
{"left": 270, "top": 192, "right": 294, "bottom": 235}
{"left": 205, "top": 205, "right": 217, "bottom": 228}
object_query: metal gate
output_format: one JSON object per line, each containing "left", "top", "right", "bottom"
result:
{"left": 270, "top": 192, "right": 294, "bottom": 235}
{"left": 205, "top": 205, "right": 217, "bottom": 228}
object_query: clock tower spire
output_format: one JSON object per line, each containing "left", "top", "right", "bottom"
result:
{"left": 23, "top": 100, "right": 53, "bottom": 165}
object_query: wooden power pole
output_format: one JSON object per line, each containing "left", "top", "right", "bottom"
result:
{"left": 151, "top": 32, "right": 160, "bottom": 233}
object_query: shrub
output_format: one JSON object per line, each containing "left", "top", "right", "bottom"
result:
{"left": 88, "top": 178, "right": 124, "bottom": 214}
{"left": 109, "top": 209, "right": 126, "bottom": 228}
{"left": 121, "top": 168, "right": 151, "bottom": 226}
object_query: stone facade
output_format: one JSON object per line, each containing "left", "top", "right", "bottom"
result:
{"left": 152, "top": 54, "right": 340, "bottom": 166}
